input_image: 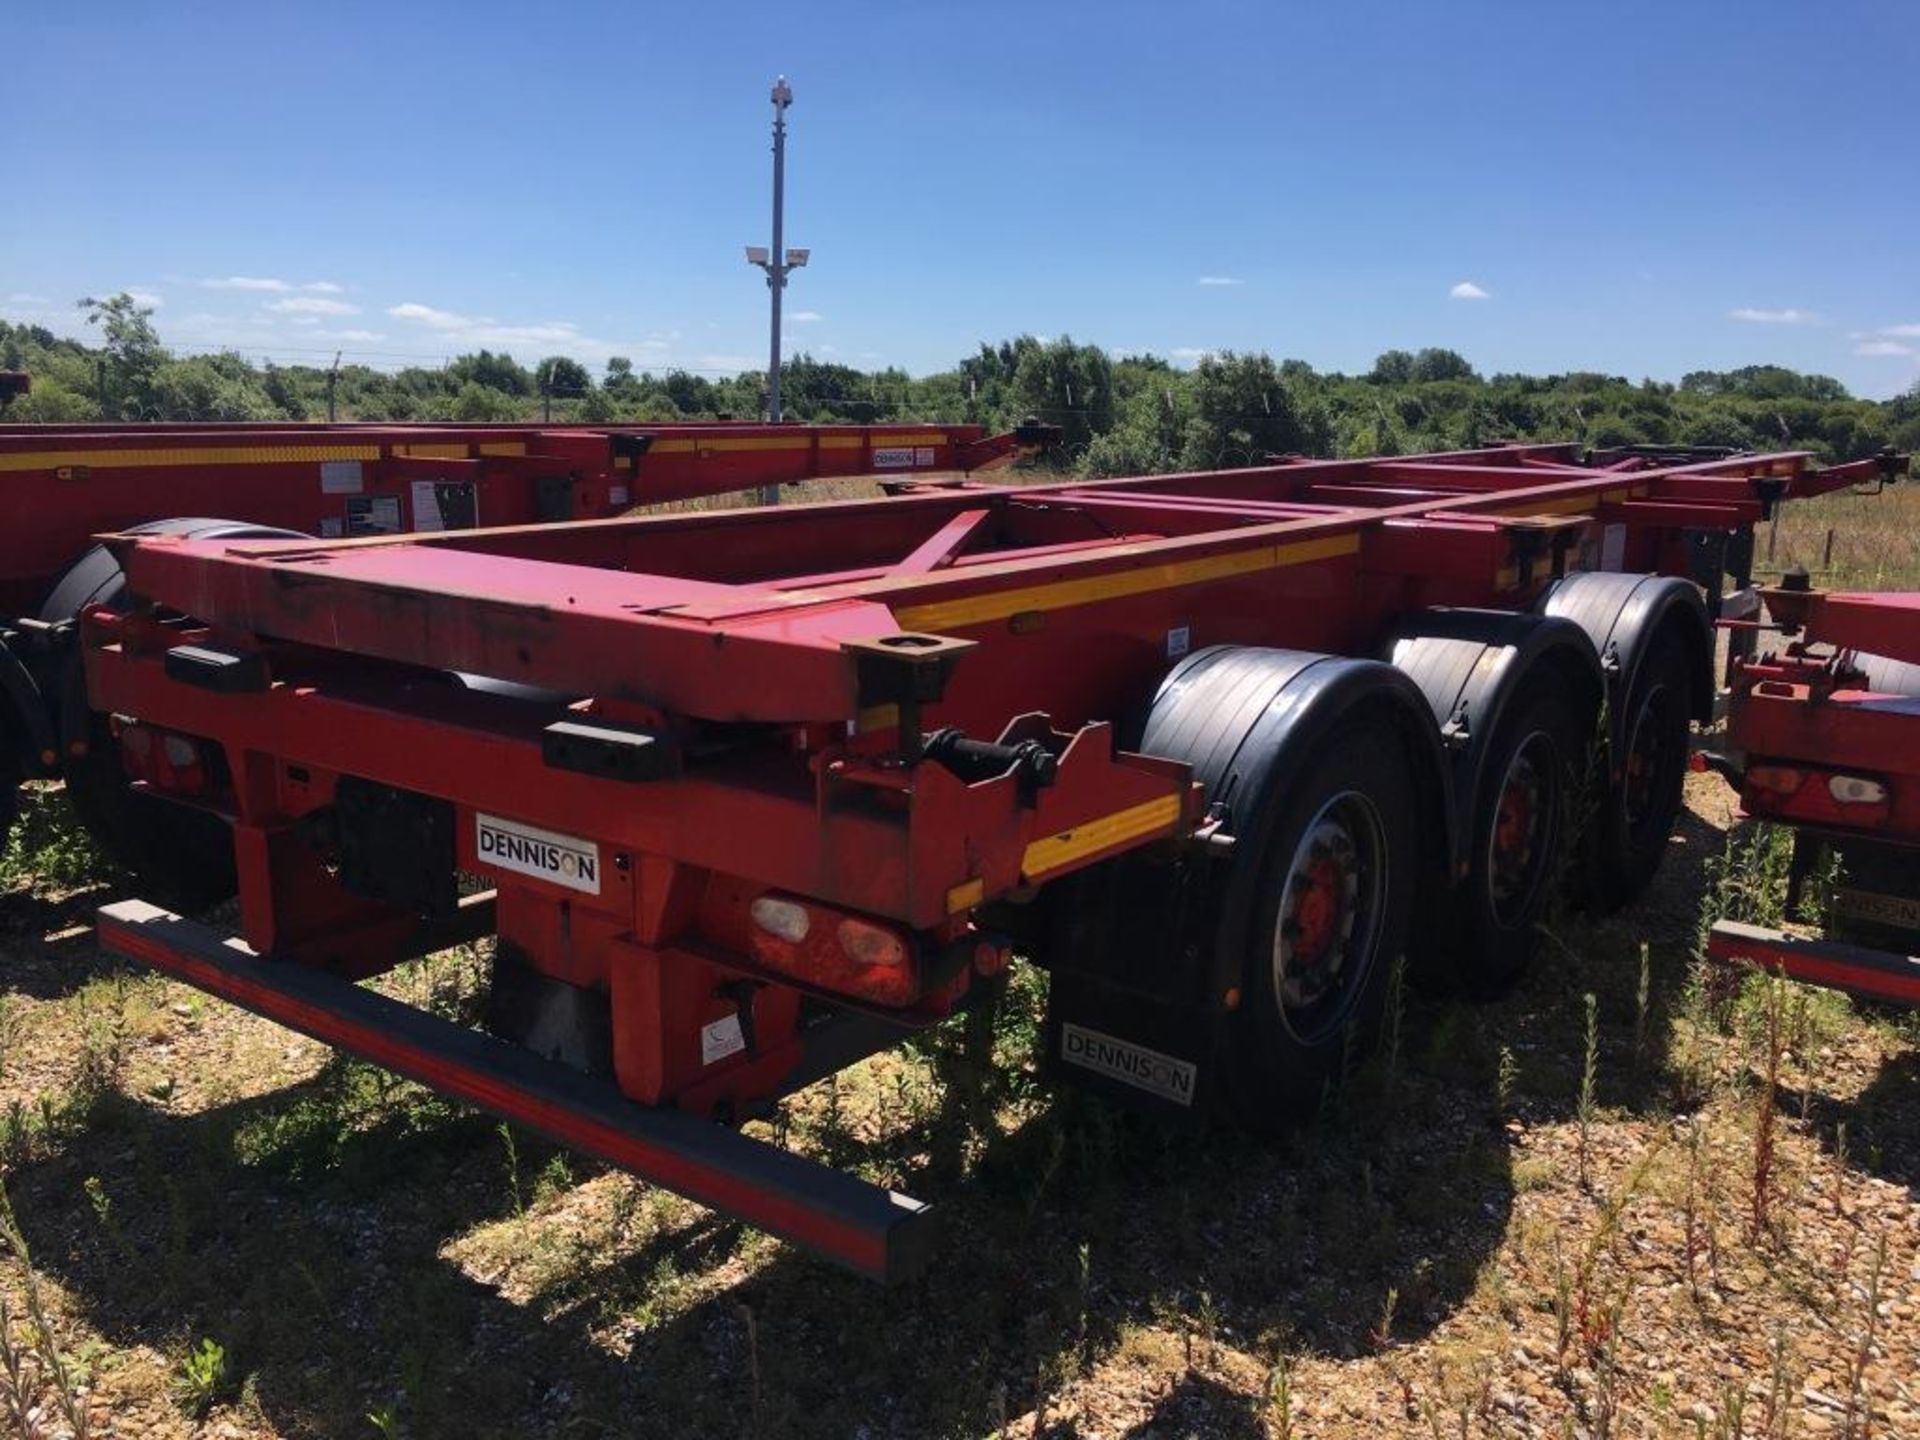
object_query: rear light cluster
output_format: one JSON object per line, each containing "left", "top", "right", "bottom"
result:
{"left": 115, "top": 721, "right": 212, "bottom": 796}
{"left": 1745, "top": 764, "right": 1890, "bottom": 823}
{"left": 748, "top": 894, "right": 917, "bottom": 1005}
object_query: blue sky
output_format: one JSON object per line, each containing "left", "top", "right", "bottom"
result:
{"left": 4, "top": 1, "right": 1916, "bottom": 396}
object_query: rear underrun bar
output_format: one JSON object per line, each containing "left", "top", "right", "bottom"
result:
{"left": 96, "top": 899, "right": 935, "bottom": 1284}
{"left": 1709, "top": 919, "right": 1920, "bottom": 1009}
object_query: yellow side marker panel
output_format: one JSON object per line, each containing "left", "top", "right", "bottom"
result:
{"left": 642, "top": 437, "right": 820, "bottom": 456}
{"left": 0, "top": 444, "right": 380, "bottom": 472}
{"left": 894, "top": 533, "right": 1358, "bottom": 634}
{"left": 477, "top": 442, "right": 528, "bottom": 457}
{"left": 818, "top": 435, "right": 867, "bottom": 450}
{"left": 946, "top": 878, "right": 987, "bottom": 914}
{"left": 1023, "top": 795, "right": 1185, "bottom": 880}
{"left": 394, "top": 443, "right": 469, "bottom": 459}
{"left": 877, "top": 432, "right": 952, "bottom": 448}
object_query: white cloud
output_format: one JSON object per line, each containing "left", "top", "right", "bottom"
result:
{"left": 302, "top": 281, "right": 344, "bottom": 294}
{"left": 788, "top": 310, "right": 824, "bottom": 322}
{"left": 1197, "top": 276, "right": 1243, "bottom": 287}
{"left": 1170, "top": 346, "right": 1213, "bottom": 363}
{"left": 1728, "top": 307, "right": 1818, "bottom": 324}
{"left": 125, "top": 288, "right": 164, "bottom": 308}
{"left": 5, "top": 292, "right": 51, "bottom": 305}
{"left": 1855, "top": 339, "right": 1915, "bottom": 358}
{"left": 202, "top": 276, "right": 291, "bottom": 291}
{"left": 1880, "top": 322, "right": 1920, "bottom": 337}
{"left": 389, "top": 301, "right": 472, "bottom": 329}
{"left": 1449, "top": 280, "right": 1490, "bottom": 301}
{"left": 266, "top": 296, "right": 359, "bottom": 316}
{"left": 317, "top": 328, "right": 384, "bottom": 342}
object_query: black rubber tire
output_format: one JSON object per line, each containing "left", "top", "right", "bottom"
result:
{"left": 1852, "top": 652, "right": 1920, "bottom": 698}
{"left": 1222, "top": 719, "right": 1421, "bottom": 1128}
{"left": 1, "top": 752, "right": 19, "bottom": 863}
{"left": 38, "top": 519, "right": 305, "bottom": 908}
{"left": 1448, "top": 690, "right": 1583, "bottom": 995}
{"left": 1597, "top": 630, "right": 1692, "bottom": 909}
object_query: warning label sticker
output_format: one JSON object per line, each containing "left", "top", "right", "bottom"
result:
{"left": 320, "top": 460, "right": 364, "bottom": 495}
{"left": 701, "top": 1013, "right": 746, "bottom": 1066}
{"left": 475, "top": 813, "right": 602, "bottom": 894}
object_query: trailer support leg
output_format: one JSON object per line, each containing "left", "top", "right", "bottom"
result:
{"left": 96, "top": 900, "right": 935, "bottom": 1283}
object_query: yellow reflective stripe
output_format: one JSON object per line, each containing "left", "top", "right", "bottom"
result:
{"left": 0, "top": 444, "right": 380, "bottom": 472}
{"left": 875, "top": 432, "right": 950, "bottom": 448}
{"left": 394, "top": 443, "right": 468, "bottom": 459}
{"left": 477, "top": 441, "right": 527, "bottom": 457}
{"left": 818, "top": 435, "right": 867, "bottom": 450}
{"left": 1022, "top": 795, "right": 1184, "bottom": 879}
{"left": 894, "top": 533, "right": 1358, "bottom": 634}
{"left": 652, "top": 436, "right": 818, "bottom": 455}
{"left": 945, "top": 878, "right": 987, "bottom": 914}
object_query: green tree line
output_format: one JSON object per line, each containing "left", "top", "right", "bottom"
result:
{"left": 4, "top": 294, "right": 1915, "bottom": 471}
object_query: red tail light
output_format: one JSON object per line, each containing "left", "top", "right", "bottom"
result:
{"left": 116, "top": 721, "right": 211, "bottom": 796}
{"left": 748, "top": 894, "right": 919, "bottom": 1005}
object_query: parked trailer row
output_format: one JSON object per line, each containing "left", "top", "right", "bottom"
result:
{"left": 81, "top": 442, "right": 1902, "bottom": 1281}
{"left": 0, "top": 418, "right": 1055, "bottom": 886}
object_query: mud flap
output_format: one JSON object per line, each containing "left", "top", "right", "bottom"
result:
{"left": 1037, "top": 852, "right": 1227, "bottom": 1124}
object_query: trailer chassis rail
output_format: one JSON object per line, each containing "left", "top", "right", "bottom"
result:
{"left": 97, "top": 899, "right": 935, "bottom": 1283}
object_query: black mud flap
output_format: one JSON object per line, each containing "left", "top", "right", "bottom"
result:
{"left": 1036, "top": 854, "right": 1227, "bottom": 1125}
{"left": 1793, "top": 830, "right": 1920, "bottom": 955}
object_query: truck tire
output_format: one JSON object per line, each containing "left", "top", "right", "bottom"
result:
{"left": 1599, "top": 627, "right": 1692, "bottom": 907}
{"left": 1851, "top": 652, "right": 1920, "bottom": 697}
{"left": 1538, "top": 572, "right": 1711, "bottom": 910}
{"left": 1382, "top": 610, "right": 1603, "bottom": 995}
{"left": 1134, "top": 646, "right": 1445, "bottom": 1128}
{"left": 1454, "top": 688, "right": 1584, "bottom": 994}
{"left": 1223, "top": 717, "right": 1422, "bottom": 1124}
{"left": 39, "top": 519, "right": 307, "bottom": 907}
{"left": 1, "top": 748, "right": 18, "bottom": 865}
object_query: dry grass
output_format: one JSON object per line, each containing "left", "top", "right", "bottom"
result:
{"left": 1760, "top": 479, "right": 1920, "bottom": 590}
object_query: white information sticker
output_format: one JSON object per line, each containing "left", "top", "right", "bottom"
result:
{"left": 914, "top": 447, "right": 936, "bottom": 465}
{"left": 872, "top": 447, "right": 915, "bottom": 468}
{"left": 411, "top": 480, "right": 447, "bottom": 532}
{"left": 1167, "top": 625, "right": 1192, "bottom": 659}
{"left": 701, "top": 1013, "right": 746, "bottom": 1066}
{"left": 320, "top": 460, "right": 364, "bottom": 494}
{"left": 475, "top": 813, "right": 602, "bottom": 894}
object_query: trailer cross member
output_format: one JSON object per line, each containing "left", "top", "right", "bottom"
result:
{"left": 97, "top": 899, "right": 936, "bottom": 1284}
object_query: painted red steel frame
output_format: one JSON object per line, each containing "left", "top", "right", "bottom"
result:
{"left": 78, "top": 443, "right": 1876, "bottom": 1272}
{"left": 80, "top": 446, "right": 1866, "bottom": 937}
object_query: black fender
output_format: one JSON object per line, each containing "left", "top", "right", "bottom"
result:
{"left": 1851, "top": 652, "right": 1920, "bottom": 697}
{"left": 1039, "top": 645, "right": 1450, "bottom": 1119}
{"left": 1536, "top": 572, "right": 1713, "bottom": 757}
{"left": 1140, "top": 645, "right": 1454, "bottom": 1002}
{"left": 1382, "top": 609, "right": 1604, "bottom": 863}
{"left": 37, "top": 518, "right": 309, "bottom": 756}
